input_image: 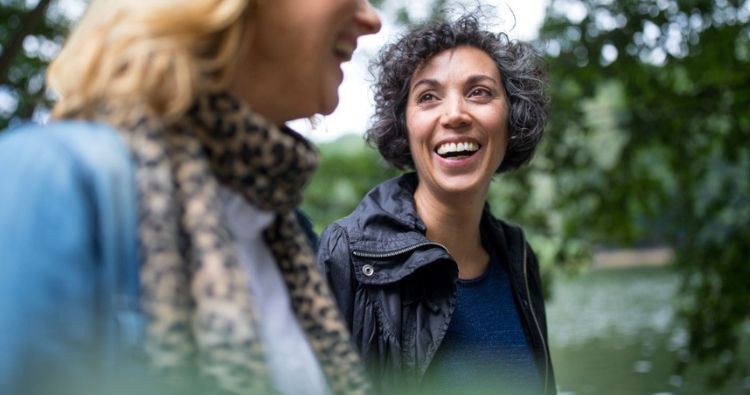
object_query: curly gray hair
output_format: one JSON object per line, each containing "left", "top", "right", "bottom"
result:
{"left": 366, "top": 11, "right": 549, "bottom": 172}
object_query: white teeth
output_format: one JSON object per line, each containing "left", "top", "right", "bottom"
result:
{"left": 436, "top": 141, "right": 479, "bottom": 156}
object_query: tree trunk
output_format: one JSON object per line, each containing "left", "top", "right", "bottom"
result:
{"left": 0, "top": 0, "right": 54, "bottom": 86}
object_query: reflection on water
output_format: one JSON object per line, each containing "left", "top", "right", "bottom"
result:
{"left": 546, "top": 266, "right": 750, "bottom": 395}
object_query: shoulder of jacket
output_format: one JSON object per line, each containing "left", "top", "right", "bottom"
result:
{"left": 319, "top": 221, "right": 353, "bottom": 254}
{"left": 322, "top": 203, "right": 370, "bottom": 241}
{"left": 1, "top": 121, "right": 129, "bottom": 173}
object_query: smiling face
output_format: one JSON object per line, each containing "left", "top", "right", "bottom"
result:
{"left": 406, "top": 45, "right": 509, "bottom": 202}
{"left": 235, "top": 0, "right": 381, "bottom": 125}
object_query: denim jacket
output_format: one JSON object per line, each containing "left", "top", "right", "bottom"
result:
{"left": 0, "top": 122, "right": 324, "bottom": 395}
{"left": 0, "top": 122, "right": 147, "bottom": 395}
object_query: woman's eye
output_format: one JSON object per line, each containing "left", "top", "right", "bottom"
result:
{"left": 417, "top": 93, "right": 436, "bottom": 103}
{"left": 469, "top": 88, "right": 492, "bottom": 97}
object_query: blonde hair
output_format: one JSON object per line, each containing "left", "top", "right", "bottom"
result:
{"left": 48, "top": 0, "right": 253, "bottom": 121}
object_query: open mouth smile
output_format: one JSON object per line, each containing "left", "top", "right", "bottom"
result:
{"left": 435, "top": 141, "right": 480, "bottom": 159}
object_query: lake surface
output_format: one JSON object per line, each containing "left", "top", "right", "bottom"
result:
{"left": 546, "top": 266, "right": 750, "bottom": 395}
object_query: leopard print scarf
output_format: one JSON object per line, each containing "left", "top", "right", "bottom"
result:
{"left": 102, "top": 92, "right": 371, "bottom": 395}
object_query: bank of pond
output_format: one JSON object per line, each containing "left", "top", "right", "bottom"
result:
{"left": 548, "top": 265, "right": 750, "bottom": 395}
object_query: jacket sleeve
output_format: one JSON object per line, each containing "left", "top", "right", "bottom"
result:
{"left": 316, "top": 223, "right": 357, "bottom": 329}
{"left": 0, "top": 129, "right": 106, "bottom": 394}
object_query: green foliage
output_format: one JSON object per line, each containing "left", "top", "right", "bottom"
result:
{"left": 538, "top": 0, "right": 750, "bottom": 386}
{"left": 0, "top": 0, "right": 72, "bottom": 129}
{"left": 301, "top": 135, "right": 399, "bottom": 233}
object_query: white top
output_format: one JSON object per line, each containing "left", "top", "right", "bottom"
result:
{"left": 218, "top": 186, "right": 329, "bottom": 395}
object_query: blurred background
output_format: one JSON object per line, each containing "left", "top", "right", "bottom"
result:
{"left": 1, "top": 0, "right": 748, "bottom": 394}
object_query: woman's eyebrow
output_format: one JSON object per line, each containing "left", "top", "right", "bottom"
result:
{"left": 411, "top": 78, "right": 439, "bottom": 91}
{"left": 412, "top": 75, "right": 499, "bottom": 91}
{"left": 466, "top": 74, "right": 499, "bottom": 86}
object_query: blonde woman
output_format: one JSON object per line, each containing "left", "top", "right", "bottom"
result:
{"left": 0, "top": 1, "right": 380, "bottom": 395}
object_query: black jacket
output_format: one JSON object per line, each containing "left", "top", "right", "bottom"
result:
{"left": 317, "top": 174, "right": 556, "bottom": 394}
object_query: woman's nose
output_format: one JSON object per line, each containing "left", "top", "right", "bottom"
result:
{"left": 441, "top": 98, "right": 472, "bottom": 129}
{"left": 356, "top": 0, "right": 382, "bottom": 35}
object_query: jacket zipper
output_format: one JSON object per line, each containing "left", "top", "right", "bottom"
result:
{"left": 523, "top": 242, "right": 550, "bottom": 395}
{"left": 352, "top": 241, "right": 447, "bottom": 259}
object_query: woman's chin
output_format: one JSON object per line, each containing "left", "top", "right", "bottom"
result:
{"left": 317, "top": 93, "right": 340, "bottom": 117}
{"left": 425, "top": 176, "right": 488, "bottom": 201}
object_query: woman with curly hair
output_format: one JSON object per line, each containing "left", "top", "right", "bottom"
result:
{"left": 317, "top": 12, "right": 555, "bottom": 395}
{"left": 0, "top": 1, "right": 380, "bottom": 394}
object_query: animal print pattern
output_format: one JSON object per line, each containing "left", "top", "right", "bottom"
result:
{"left": 266, "top": 213, "right": 372, "bottom": 395}
{"left": 97, "top": 92, "right": 372, "bottom": 395}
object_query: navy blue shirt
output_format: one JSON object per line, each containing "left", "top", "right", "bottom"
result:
{"left": 423, "top": 250, "right": 541, "bottom": 395}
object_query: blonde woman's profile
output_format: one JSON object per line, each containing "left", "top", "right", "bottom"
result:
{"left": 0, "top": 1, "right": 381, "bottom": 394}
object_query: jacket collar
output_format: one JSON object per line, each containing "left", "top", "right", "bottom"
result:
{"left": 343, "top": 173, "right": 525, "bottom": 285}
{"left": 346, "top": 173, "right": 438, "bottom": 253}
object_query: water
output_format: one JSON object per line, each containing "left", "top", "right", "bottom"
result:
{"left": 546, "top": 266, "right": 750, "bottom": 395}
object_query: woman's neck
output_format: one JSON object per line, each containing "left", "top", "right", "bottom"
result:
{"left": 413, "top": 185, "right": 489, "bottom": 279}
